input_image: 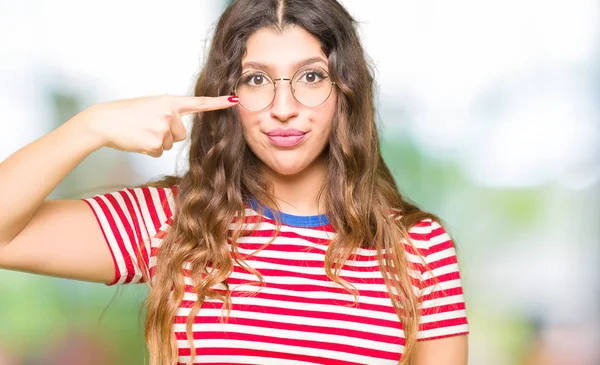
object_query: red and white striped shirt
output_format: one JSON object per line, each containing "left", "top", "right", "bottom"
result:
{"left": 83, "top": 186, "right": 469, "bottom": 364}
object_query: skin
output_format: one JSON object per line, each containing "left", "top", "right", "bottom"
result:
{"left": 0, "top": 95, "right": 235, "bottom": 283}
{"left": 237, "top": 26, "right": 335, "bottom": 217}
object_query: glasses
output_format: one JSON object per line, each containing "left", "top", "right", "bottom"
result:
{"left": 233, "top": 66, "right": 336, "bottom": 111}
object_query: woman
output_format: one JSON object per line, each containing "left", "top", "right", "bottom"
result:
{"left": 0, "top": 0, "right": 469, "bottom": 364}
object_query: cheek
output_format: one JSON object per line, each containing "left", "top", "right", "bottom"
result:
{"left": 324, "top": 88, "right": 337, "bottom": 117}
{"left": 237, "top": 108, "right": 259, "bottom": 136}
{"left": 318, "top": 92, "right": 337, "bottom": 135}
{"left": 237, "top": 108, "right": 267, "bottom": 152}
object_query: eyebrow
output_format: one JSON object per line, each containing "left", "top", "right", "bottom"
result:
{"left": 241, "top": 56, "right": 328, "bottom": 72}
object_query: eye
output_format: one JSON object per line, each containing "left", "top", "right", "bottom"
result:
{"left": 296, "top": 69, "right": 327, "bottom": 84}
{"left": 241, "top": 72, "right": 272, "bottom": 87}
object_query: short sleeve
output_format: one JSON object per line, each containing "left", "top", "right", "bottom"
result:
{"left": 409, "top": 219, "right": 469, "bottom": 340}
{"left": 82, "top": 185, "right": 177, "bottom": 286}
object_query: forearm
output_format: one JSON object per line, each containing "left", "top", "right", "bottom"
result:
{"left": 0, "top": 112, "right": 104, "bottom": 245}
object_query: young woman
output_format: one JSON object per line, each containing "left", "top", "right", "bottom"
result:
{"left": 0, "top": 0, "right": 469, "bottom": 364}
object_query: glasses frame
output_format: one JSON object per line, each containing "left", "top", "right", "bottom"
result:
{"left": 233, "top": 66, "right": 336, "bottom": 111}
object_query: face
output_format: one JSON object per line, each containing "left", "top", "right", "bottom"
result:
{"left": 236, "top": 26, "right": 337, "bottom": 178}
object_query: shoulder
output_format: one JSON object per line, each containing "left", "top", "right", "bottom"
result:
{"left": 133, "top": 184, "right": 179, "bottom": 212}
{"left": 88, "top": 184, "right": 177, "bottom": 210}
{"left": 128, "top": 185, "right": 179, "bottom": 227}
{"left": 83, "top": 184, "right": 179, "bottom": 234}
{"left": 408, "top": 218, "right": 447, "bottom": 236}
{"left": 407, "top": 219, "right": 452, "bottom": 253}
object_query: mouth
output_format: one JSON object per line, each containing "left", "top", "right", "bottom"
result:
{"left": 265, "top": 130, "right": 308, "bottom": 147}
{"left": 267, "top": 133, "right": 306, "bottom": 147}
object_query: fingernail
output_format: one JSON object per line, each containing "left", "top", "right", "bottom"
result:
{"left": 228, "top": 96, "right": 239, "bottom": 103}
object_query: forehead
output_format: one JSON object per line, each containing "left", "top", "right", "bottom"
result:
{"left": 242, "top": 25, "right": 328, "bottom": 72}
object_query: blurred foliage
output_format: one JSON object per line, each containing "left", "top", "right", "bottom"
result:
{"left": 0, "top": 271, "right": 148, "bottom": 364}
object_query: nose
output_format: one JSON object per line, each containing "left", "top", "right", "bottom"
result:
{"left": 270, "top": 80, "right": 299, "bottom": 122}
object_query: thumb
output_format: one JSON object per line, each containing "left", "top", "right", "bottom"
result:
{"left": 170, "top": 113, "right": 187, "bottom": 142}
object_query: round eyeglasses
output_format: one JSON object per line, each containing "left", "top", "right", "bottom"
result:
{"left": 233, "top": 66, "right": 336, "bottom": 111}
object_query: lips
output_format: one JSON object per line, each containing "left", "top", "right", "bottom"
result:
{"left": 266, "top": 128, "right": 307, "bottom": 147}
{"left": 266, "top": 128, "right": 306, "bottom": 137}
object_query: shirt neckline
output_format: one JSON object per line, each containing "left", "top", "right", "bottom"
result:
{"left": 247, "top": 197, "right": 330, "bottom": 228}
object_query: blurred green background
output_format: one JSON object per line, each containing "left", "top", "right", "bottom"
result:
{"left": 1, "top": 1, "right": 598, "bottom": 364}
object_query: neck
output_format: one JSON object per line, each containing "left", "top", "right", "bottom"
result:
{"left": 262, "top": 155, "right": 327, "bottom": 216}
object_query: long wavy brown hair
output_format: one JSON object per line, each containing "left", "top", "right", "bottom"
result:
{"left": 141, "top": 1, "right": 438, "bottom": 364}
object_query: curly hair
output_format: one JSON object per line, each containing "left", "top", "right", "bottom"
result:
{"left": 141, "top": 1, "right": 438, "bottom": 364}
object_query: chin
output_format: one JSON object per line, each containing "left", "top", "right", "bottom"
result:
{"left": 270, "top": 166, "right": 305, "bottom": 177}
{"left": 265, "top": 161, "right": 308, "bottom": 177}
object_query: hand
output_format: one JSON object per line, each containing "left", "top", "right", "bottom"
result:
{"left": 78, "top": 94, "right": 237, "bottom": 157}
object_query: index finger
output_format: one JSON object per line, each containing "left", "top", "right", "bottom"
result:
{"left": 176, "top": 95, "right": 238, "bottom": 115}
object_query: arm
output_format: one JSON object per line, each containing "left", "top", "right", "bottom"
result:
{"left": 0, "top": 115, "right": 102, "bottom": 245}
{"left": 0, "top": 115, "right": 115, "bottom": 283}
{"left": 413, "top": 335, "right": 468, "bottom": 365}
{"left": 0, "top": 199, "right": 116, "bottom": 283}
{"left": 0, "top": 95, "right": 235, "bottom": 283}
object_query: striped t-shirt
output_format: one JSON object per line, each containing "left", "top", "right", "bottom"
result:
{"left": 83, "top": 186, "right": 469, "bottom": 365}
